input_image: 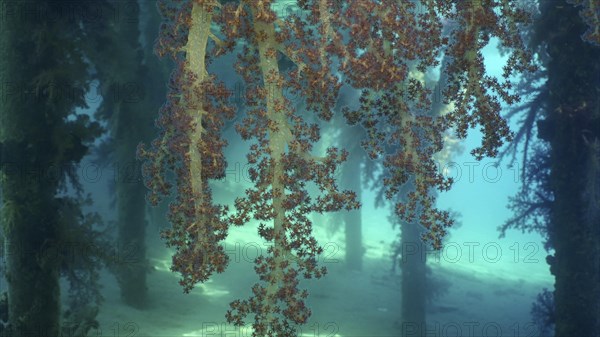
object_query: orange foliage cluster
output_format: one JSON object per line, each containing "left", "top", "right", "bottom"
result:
{"left": 137, "top": 0, "right": 236, "bottom": 292}
{"left": 337, "top": 0, "right": 534, "bottom": 248}
{"left": 139, "top": 0, "right": 535, "bottom": 335}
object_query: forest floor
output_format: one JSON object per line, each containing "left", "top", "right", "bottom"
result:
{"left": 89, "top": 236, "right": 551, "bottom": 337}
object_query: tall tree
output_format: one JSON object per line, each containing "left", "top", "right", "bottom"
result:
{"left": 89, "top": 0, "right": 171, "bottom": 309}
{"left": 542, "top": 7, "right": 600, "bottom": 333}
{"left": 501, "top": 1, "right": 600, "bottom": 335}
{"left": 332, "top": 94, "right": 366, "bottom": 271}
{"left": 0, "top": 1, "right": 105, "bottom": 335}
{"left": 339, "top": 121, "right": 365, "bottom": 271}
{"left": 141, "top": 0, "right": 176, "bottom": 238}
{"left": 373, "top": 51, "right": 457, "bottom": 336}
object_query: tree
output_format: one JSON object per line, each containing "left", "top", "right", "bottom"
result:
{"left": 141, "top": 0, "right": 178, "bottom": 238}
{"left": 139, "top": 0, "right": 533, "bottom": 335}
{"left": 331, "top": 91, "right": 366, "bottom": 271}
{"left": 89, "top": 0, "right": 172, "bottom": 309}
{"left": 369, "top": 47, "right": 457, "bottom": 336}
{"left": 0, "top": 1, "right": 107, "bottom": 335}
{"left": 500, "top": 1, "right": 600, "bottom": 335}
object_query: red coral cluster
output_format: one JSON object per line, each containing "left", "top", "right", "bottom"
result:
{"left": 333, "top": 0, "right": 534, "bottom": 249}
{"left": 139, "top": 0, "right": 535, "bottom": 334}
{"left": 137, "top": 0, "right": 235, "bottom": 292}
{"left": 221, "top": 1, "right": 358, "bottom": 333}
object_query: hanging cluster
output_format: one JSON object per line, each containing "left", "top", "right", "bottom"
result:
{"left": 217, "top": 1, "right": 359, "bottom": 334}
{"left": 332, "top": 0, "right": 534, "bottom": 248}
{"left": 137, "top": 0, "right": 235, "bottom": 292}
{"left": 139, "top": 0, "right": 535, "bottom": 334}
{"left": 140, "top": 0, "right": 359, "bottom": 334}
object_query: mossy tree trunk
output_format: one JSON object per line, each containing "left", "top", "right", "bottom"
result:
{"left": 0, "top": 1, "right": 100, "bottom": 335}
{"left": 539, "top": 1, "right": 600, "bottom": 335}
{"left": 1, "top": 146, "right": 62, "bottom": 336}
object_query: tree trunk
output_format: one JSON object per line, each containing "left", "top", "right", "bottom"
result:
{"left": 115, "top": 110, "right": 149, "bottom": 308}
{"left": 1, "top": 151, "right": 61, "bottom": 336}
{"left": 340, "top": 132, "right": 363, "bottom": 271}
{"left": 400, "top": 221, "right": 426, "bottom": 336}
{"left": 540, "top": 1, "right": 600, "bottom": 335}
{"left": 107, "top": 0, "right": 155, "bottom": 308}
{"left": 0, "top": 1, "right": 103, "bottom": 333}
{"left": 138, "top": 0, "right": 172, "bottom": 258}
{"left": 1, "top": 2, "right": 61, "bottom": 334}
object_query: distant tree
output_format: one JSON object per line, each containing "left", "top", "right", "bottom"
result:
{"left": 333, "top": 90, "right": 366, "bottom": 271}
{"left": 376, "top": 49, "right": 458, "bottom": 336}
{"left": 88, "top": 0, "right": 173, "bottom": 309}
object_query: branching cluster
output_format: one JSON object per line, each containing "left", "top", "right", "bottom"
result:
{"left": 138, "top": 0, "right": 235, "bottom": 291}
{"left": 139, "top": 0, "right": 535, "bottom": 335}
{"left": 139, "top": 0, "right": 358, "bottom": 334}
{"left": 338, "top": 0, "right": 534, "bottom": 248}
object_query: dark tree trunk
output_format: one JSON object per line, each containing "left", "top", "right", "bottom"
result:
{"left": 0, "top": 10, "right": 61, "bottom": 337}
{"left": 400, "top": 222, "right": 426, "bottom": 336}
{"left": 540, "top": 1, "right": 600, "bottom": 335}
{"left": 398, "top": 50, "right": 450, "bottom": 336}
{"left": 340, "top": 138, "right": 363, "bottom": 271}
{"left": 114, "top": 1, "right": 173, "bottom": 307}
{"left": 0, "top": 1, "right": 97, "bottom": 334}
{"left": 140, "top": 0, "right": 172, "bottom": 239}
{"left": 115, "top": 108, "right": 150, "bottom": 308}
{"left": 92, "top": 0, "right": 160, "bottom": 308}
{"left": 1, "top": 146, "right": 61, "bottom": 336}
